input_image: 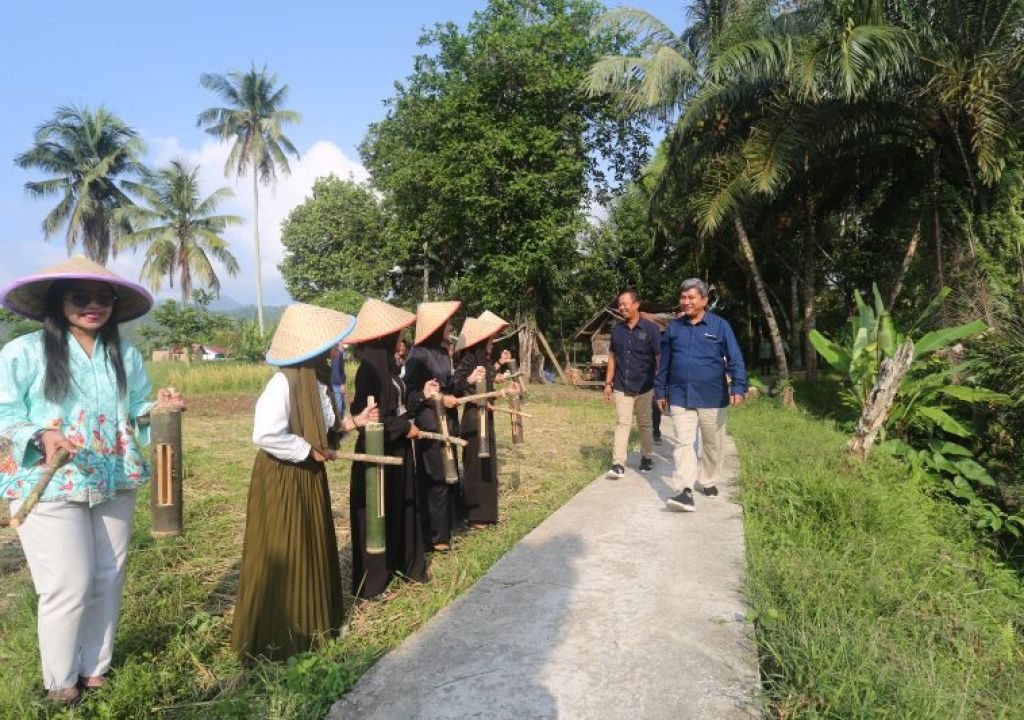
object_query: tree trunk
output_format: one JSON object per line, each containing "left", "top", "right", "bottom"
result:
{"left": 934, "top": 206, "right": 944, "bottom": 291}
{"left": 889, "top": 218, "right": 921, "bottom": 306}
{"left": 516, "top": 314, "right": 546, "bottom": 384}
{"left": 733, "top": 217, "right": 793, "bottom": 406}
{"left": 789, "top": 272, "right": 802, "bottom": 371}
{"left": 252, "top": 172, "right": 265, "bottom": 335}
{"left": 422, "top": 239, "right": 430, "bottom": 301}
{"left": 801, "top": 188, "right": 819, "bottom": 380}
{"left": 847, "top": 339, "right": 914, "bottom": 460}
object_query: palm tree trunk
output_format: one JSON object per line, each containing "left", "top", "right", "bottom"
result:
{"left": 801, "top": 182, "right": 818, "bottom": 380}
{"left": 733, "top": 217, "right": 793, "bottom": 406}
{"left": 889, "top": 218, "right": 921, "bottom": 306}
{"left": 252, "top": 172, "right": 265, "bottom": 335}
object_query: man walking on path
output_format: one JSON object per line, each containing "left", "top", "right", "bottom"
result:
{"left": 605, "top": 290, "right": 660, "bottom": 478}
{"left": 656, "top": 279, "right": 747, "bottom": 511}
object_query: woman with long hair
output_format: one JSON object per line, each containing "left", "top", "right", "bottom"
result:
{"left": 0, "top": 256, "right": 184, "bottom": 705}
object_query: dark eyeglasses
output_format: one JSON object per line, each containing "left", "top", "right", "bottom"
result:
{"left": 65, "top": 290, "right": 118, "bottom": 309}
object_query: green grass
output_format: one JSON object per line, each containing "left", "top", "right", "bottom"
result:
{"left": 733, "top": 399, "right": 1024, "bottom": 718}
{"left": 0, "top": 383, "right": 610, "bottom": 719}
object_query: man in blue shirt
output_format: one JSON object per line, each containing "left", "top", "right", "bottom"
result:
{"left": 655, "top": 278, "right": 747, "bottom": 511}
{"left": 604, "top": 290, "right": 661, "bottom": 478}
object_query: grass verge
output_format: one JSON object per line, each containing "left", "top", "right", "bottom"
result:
{"left": 0, "top": 384, "right": 609, "bottom": 719}
{"left": 733, "top": 398, "right": 1024, "bottom": 718}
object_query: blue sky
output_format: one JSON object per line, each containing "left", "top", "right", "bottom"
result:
{"left": 0, "top": 0, "right": 687, "bottom": 305}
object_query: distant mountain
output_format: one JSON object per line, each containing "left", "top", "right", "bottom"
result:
{"left": 208, "top": 295, "right": 246, "bottom": 312}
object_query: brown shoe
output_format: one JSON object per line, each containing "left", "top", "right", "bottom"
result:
{"left": 80, "top": 675, "right": 106, "bottom": 690}
{"left": 47, "top": 687, "right": 81, "bottom": 705}
{"left": 432, "top": 542, "right": 451, "bottom": 553}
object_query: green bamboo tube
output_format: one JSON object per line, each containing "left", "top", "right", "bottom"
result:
{"left": 364, "top": 417, "right": 387, "bottom": 555}
{"left": 432, "top": 395, "right": 461, "bottom": 485}
{"left": 476, "top": 378, "right": 490, "bottom": 459}
{"left": 150, "top": 409, "right": 183, "bottom": 538}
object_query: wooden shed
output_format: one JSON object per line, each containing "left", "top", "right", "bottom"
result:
{"left": 568, "top": 297, "right": 676, "bottom": 386}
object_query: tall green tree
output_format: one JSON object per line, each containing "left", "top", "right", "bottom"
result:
{"left": 197, "top": 65, "right": 301, "bottom": 334}
{"left": 117, "top": 159, "right": 241, "bottom": 305}
{"left": 15, "top": 105, "right": 146, "bottom": 264}
{"left": 362, "top": 0, "right": 649, "bottom": 380}
{"left": 278, "top": 176, "right": 397, "bottom": 302}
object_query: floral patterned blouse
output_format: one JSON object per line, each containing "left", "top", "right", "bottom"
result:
{"left": 0, "top": 330, "right": 153, "bottom": 507}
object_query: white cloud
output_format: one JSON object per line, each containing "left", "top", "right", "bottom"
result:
{"left": 140, "top": 137, "right": 369, "bottom": 305}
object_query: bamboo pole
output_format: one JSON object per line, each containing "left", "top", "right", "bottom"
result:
{"left": 416, "top": 430, "right": 469, "bottom": 448}
{"left": 9, "top": 449, "right": 72, "bottom": 528}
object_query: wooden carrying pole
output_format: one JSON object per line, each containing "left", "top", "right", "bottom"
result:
{"left": 8, "top": 449, "right": 72, "bottom": 529}
{"left": 363, "top": 396, "right": 387, "bottom": 555}
{"left": 336, "top": 451, "right": 402, "bottom": 465}
{"left": 455, "top": 388, "right": 506, "bottom": 405}
{"left": 150, "top": 408, "right": 184, "bottom": 538}
{"left": 476, "top": 379, "right": 490, "bottom": 459}
{"left": 432, "top": 395, "right": 461, "bottom": 485}
{"left": 416, "top": 429, "right": 469, "bottom": 448}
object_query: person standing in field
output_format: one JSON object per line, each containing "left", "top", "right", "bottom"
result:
{"left": 604, "top": 290, "right": 660, "bottom": 478}
{"left": 404, "top": 300, "right": 463, "bottom": 553}
{"left": 232, "top": 303, "right": 377, "bottom": 661}
{"left": 0, "top": 256, "right": 185, "bottom": 705}
{"left": 656, "top": 278, "right": 747, "bottom": 512}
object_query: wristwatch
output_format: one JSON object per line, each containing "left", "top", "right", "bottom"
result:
{"left": 30, "top": 428, "right": 49, "bottom": 454}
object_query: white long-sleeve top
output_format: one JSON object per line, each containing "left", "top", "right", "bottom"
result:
{"left": 252, "top": 372, "right": 336, "bottom": 462}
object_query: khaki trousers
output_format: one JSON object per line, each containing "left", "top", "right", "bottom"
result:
{"left": 612, "top": 389, "right": 654, "bottom": 466}
{"left": 669, "top": 406, "right": 727, "bottom": 490}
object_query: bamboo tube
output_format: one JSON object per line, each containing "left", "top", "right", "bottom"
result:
{"left": 508, "top": 383, "right": 525, "bottom": 445}
{"left": 488, "top": 406, "right": 533, "bottom": 419}
{"left": 364, "top": 396, "right": 386, "bottom": 555}
{"left": 150, "top": 408, "right": 184, "bottom": 538}
{"left": 9, "top": 449, "right": 72, "bottom": 528}
{"left": 416, "top": 430, "right": 469, "bottom": 448}
{"left": 432, "top": 394, "right": 461, "bottom": 485}
{"left": 476, "top": 379, "right": 491, "bottom": 459}
{"left": 455, "top": 388, "right": 507, "bottom": 405}
{"left": 336, "top": 451, "right": 402, "bottom": 465}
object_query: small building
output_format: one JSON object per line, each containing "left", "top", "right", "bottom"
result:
{"left": 196, "top": 344, "right": 227, "bottom": 361}
{"left": 569, "top": 297, "right": 676, "bottom": 386}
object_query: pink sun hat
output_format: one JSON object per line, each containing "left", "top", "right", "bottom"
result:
{"left": 0, "top": 255, "right": 154, "bottom": 322}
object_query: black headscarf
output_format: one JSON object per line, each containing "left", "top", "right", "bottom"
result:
{"left": 358, "top": 331, "right": 401, "bottom": 412}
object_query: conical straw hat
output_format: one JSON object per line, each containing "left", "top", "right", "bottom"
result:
{"left": 347, "top": 298, "right": 416, "bottom": 345}
{"left": 456, "top": 312, "right": 507, "bottom": 352}
{"left": 477, "top": 310, "right": 510, "bottom": 336}
{"left": 266, "top": 303, "right": 356, "bottom": 366}
{"left": 414, "top": 300, "right": 461, "bottom": 345}
{"left": 0, "top": 254, "right": 154, "bottom": 322}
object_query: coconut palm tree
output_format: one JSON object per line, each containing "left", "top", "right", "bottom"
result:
{"left": 14, "top": 105, "right": 147, "bottom": 265}
{"left": 197, "top": 64, "right": 301, "bottom": 333}
{"left": 117, "top": 160, "right": 241, "bottom": 305}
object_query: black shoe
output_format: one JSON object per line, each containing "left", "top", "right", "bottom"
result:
{"left": 703, "top": 484, "right": 719, "bottom": 497}
{"left": 653, "top": 435, "right": 663, "bottom": 445}
{"left": 666, "top": 488, "right": 695, "bottom": 512}
{"left": 606, "top": 464, "right": 626, "bottom": 479}
{"left": 639, "top": 457, "right": 653, "bottom": 473}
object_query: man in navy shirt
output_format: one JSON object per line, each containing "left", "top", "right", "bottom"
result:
{"left": 604, "top": 290, "right": 661, "bottom": 478}
{"left": 656, "top": 278, "right": 747, "bottom": 511}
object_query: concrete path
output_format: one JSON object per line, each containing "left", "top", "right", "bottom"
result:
{"left": 329, "top": 420, "right": 760, "bottom": 720}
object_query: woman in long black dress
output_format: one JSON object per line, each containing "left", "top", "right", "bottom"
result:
{"left": 346, "top": 299, "right": 428, "bottom": 598}
{"left": 404, "top": 301, "right": 464, "bottom": 552}
{"left": 452, "top": 312, "right": 518, "bottom": 528}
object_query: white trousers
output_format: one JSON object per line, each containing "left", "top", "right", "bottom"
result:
{"left": 12, "top": 490, "right": 136, "bottom": 690}
{"left": 669, "top": 406, "right": 727, "bottom": 491}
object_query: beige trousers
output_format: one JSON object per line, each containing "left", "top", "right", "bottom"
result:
{"left": 669, "top": 406, "right": 727, "bottom": 490}
{"left": 612, "top": 389, "right": 654, "bottom": 466}
{"left": 12, "top": 490, "right": 137, "bottom": 690}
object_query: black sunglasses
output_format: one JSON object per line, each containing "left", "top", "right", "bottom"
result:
{"left": 65, "top": 290, "right": 118, "bottom": 309}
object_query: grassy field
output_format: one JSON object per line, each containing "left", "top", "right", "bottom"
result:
{"left": 4, "top": 364, "right": 1024, "bottom": 718}
{"left": 732, "top": 400, "right": 1024, "bottom": 718}
{"left": 0, "top": 369, "right": 612, "bottom": 719}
